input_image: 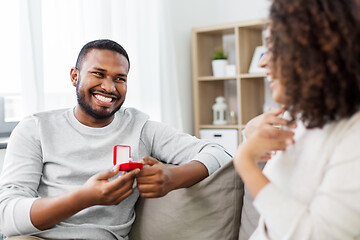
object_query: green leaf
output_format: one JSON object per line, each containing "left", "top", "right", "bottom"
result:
{"left": 212, "top": 48, "right": 227, "bottom": 60}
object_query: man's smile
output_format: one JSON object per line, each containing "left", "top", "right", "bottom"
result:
{"left": 94, "top": 94, "right": 113, "bottom": 103}
{"left": 90, "top": 89, "right": 120, "bottom": 107}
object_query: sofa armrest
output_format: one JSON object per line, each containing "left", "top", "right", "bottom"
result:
{"left": 129, "top": 160, "right": 244, "bottom": 240}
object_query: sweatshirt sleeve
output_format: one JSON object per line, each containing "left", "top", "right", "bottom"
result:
{"left": 0, "top": 116, "right": 42, "bottom": 236}
{"left": 253, "top": 156, "right": 360, "bottom": 239}
{"left": 140, "top": 121, "right": 232, "bottom": 175}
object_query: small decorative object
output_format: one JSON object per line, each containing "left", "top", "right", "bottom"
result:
{"left": 211, "top": 48, "right": 228, "bottom": 77}
{"left": 225, "top": 64, "right": 236, "bottom": 76}
{"left": 212, "top": 96, "right": 228, "bottom": 125}
{"left": 229, "top": 110, "right": 237, "bottom": 125}
{"left": 248, "top": 45, "right": 267, "bottom": 74}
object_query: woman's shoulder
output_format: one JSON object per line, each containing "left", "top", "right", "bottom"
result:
{"left": 327, "top": 111, "right": 360, "bottom": 163}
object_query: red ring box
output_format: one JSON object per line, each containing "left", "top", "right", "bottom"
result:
{"left": 119, "top": 162, "right": 143, "bottom": 171}
{"left": 114, "top": 145, "right": 143, "bottom": 171}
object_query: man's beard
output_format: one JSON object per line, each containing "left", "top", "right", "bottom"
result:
{"left": 76, "top": 83, "right": 123, "bottom": 119}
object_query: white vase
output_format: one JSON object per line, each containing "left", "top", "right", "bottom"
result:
{"left": 211, "top": 59, "right": 227, "bottom": 77}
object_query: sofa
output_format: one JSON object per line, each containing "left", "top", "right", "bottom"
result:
{"left": 0, "top": 157, "right": 262, "bottom": 240}
{"left": 129, "top": 160, "right": 263, "bottom": 240}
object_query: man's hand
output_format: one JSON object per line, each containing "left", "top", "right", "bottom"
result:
{"left": 31, "top": 166, "right": 139, "bottom": 230}
{"left": 79, "top": 166, "right": 140, "bottom": 207}
{"left": 136, "top": 156, "right": 174, "bottom": 198}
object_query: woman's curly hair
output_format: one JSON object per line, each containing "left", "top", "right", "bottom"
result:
{"left": 269, "top": 0, "right": 360, "bottom": 128}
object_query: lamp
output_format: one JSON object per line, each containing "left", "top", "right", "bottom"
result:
{"left": 212, "top": 96, "right": 228, "bottom": 125}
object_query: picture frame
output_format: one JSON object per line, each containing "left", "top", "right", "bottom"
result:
{"left": 248, "top": 45, "right": 267, "bottom": 74}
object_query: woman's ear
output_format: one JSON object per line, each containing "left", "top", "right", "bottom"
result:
{"left": 70, "top": 67, "right": 78, "bottom": 87}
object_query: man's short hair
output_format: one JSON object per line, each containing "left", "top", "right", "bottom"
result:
{"left": 75, "top": 39, "right": 130, "bottom": 70}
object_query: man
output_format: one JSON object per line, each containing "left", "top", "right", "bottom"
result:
{"left": 0, "top": 39, "right": 231, "bottom": 240}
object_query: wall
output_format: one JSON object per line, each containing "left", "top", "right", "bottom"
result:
{"left": 0, "top": 149, "right": 5, "bottom": 172}
{"left": 161, "top": 0, "right": 271, "bottom": 134}
{"left": 0, "top": 1, "right": 270, "bottom": 153}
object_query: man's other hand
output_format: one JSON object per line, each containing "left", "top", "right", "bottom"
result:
{"left": 136, "top": 156, "right": 174, "bottom": 198}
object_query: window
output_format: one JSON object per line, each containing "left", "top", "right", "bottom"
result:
{"left": 0, "top": 1, "right": 21, "bottom": 137}
{"left": 0, "top": 0, "right": 166, "bottom": 142}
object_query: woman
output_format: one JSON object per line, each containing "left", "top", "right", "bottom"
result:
{"left": 234, "top": 0, "right": 360, "bottom": 239}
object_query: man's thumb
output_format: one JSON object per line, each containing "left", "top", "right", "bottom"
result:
{"left": 142, "top": 156, "right": 158, "bottom": 166}
{"left": 96, "top": 165, "right": 119, "bottom": 180}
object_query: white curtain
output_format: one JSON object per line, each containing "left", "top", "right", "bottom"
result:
{"left": 158, "top": 3, "right": 184, "bottom": 130}
{"left": 19, "top": 0, "right": 44, "bottom": 115}
{"left": 0, "top": 0, "right": 184, "bottom": 130}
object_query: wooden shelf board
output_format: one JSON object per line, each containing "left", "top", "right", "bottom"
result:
{"left": 198, "top": 76, "right": 237, "bottom": 81}
{"left": 197, "top": 73, "right": 266, "bottom": 81}
{"left": 194, "top": 18, "right": 269, "bottom": 33}
{"left": 199, "top": 124, "right": 240, "bottom": 129}
{"left": 240, "top": 73, "right": 266, "bottom": 78}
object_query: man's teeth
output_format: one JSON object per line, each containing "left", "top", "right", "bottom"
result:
{"left": 95, "top": 94, "right": 112, "bottom": 103}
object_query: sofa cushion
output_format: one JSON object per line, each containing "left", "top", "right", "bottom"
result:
{"left": 129, "top": 160, "right": 244, "bottom": 240}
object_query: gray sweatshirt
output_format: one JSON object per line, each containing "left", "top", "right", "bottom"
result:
{"left": 0, "top": 107, "right": 231, "bottom": 239}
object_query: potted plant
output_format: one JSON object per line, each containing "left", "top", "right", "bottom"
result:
{"left": 211, "top": 48, "right": 228, "bottom": 77}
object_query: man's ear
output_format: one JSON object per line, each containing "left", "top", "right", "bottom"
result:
{"left": 70, "top": 67, "right": 78, "bottom": 87}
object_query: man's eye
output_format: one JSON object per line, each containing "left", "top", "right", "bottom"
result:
{"left": 114, "top": 77, "right": 126, "bottom": 83}
{"left": 93, "top": 72, "right": 104, "bottom": 77}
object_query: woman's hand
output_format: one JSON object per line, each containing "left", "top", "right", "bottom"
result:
{"left": 233, "top": 107, "right": 296, "bottom": 198}
{"left": 242, "top": 107, "right": 296, "bottom": 161}
{"left": 244, "top": 107, "right": 293, "bottom": 138}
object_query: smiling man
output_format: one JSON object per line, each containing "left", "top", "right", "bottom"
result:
{"left": 0, "top": 40, "right": 231, "bottom": 240}
{"left": 72, "top": 45, "right": 128, "bottom": 126}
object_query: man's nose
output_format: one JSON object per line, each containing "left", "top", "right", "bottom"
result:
{"left": 101, "top": 76, "right": 116, "bottom": 92}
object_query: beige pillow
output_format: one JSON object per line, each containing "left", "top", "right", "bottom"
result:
{"left": 129, "top": 160, "right": 244, "bottom": 240}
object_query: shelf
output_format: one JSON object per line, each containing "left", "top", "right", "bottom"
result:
{"left": 240, "top": 73, "right": 266, "bottom": 78}
{"left": 192, "top": 18, "right": 268, "bottom": 143}
{"left": 199, "top": 125, "right": 247, "bottom": 130}
{"left": 199, "top": 124, "right": 239, "bottom": 129}
{"left": 198, "top": 76, "right": 237, "bottom": 81}
{"left": 197, "top": 73, "right": 266, "bottom": 81}
{"left": 194, "top": 18, "right": 268, "bottom": 33}
{"left": 198, "top": 73, "right": 266, "bottom": 81}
